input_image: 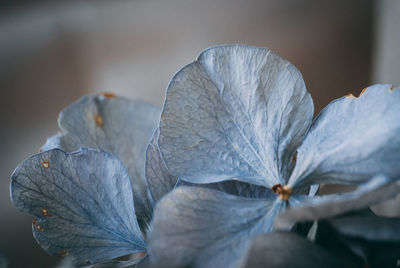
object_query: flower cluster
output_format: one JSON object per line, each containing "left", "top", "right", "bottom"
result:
{"left": 10, "top": 45, "right": 400, "bottom": 267}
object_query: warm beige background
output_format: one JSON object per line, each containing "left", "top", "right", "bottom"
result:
{"left": 0, "top": 0, "right": 385, "bottom": 267}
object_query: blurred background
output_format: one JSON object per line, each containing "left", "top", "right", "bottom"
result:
{"left": 0, "top": 0, "right": 399, "bottom": 267}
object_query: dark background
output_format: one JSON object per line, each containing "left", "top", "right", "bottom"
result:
{"left": 1, "top": 0, "right": 398, "bottom": 267}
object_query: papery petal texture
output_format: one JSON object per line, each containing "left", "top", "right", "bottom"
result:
{"left": 159, "top": 44, "right": 314, "bottom": 187}
{"left": 289, "top": 84, "right": 400, "bottom": 187}
{"left": 145, "top": 129, "right": 274, "bottom": 204}
{"left": 10, "top": 148, "right": 146, "bottom": 266}
{"left": 149, "top": 186, "right": 284, "bottom": 268}
{"left": 145, "top": 129, "right": 178, "bottom": 204}
{"left": 42, "top": 94, "right": 160, "bottom": 229}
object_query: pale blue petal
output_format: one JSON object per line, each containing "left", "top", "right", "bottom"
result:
{"left": 41, "top": 94, "right": 160, "bottom": 230}
{"left": 159, "top": 44, "right": 313, "bottom": 187}
{"left": 277, "top": 175, "right": 400, "bottom": 230}
{"left": 289, "top": 84, "right": 400, "bottom": 187}
{"left": 145, "top": 128, "right": 274, "bottom": 203}
{"left": 145, "top": 129, "right": 178, "bottom": 204}
{"left": 10, "top": 148, "right": 146, "bottom": 266}
{"left": 149, "top": 186, "right": 284, "bottom": 268}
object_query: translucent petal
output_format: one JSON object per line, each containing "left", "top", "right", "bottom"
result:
{"left": 41, "top": 94, "right": 160, "bottom": 230}
{"left": 276, "top": 175, "right": 400, "bottom": 230}
{"left": 145, "top": 129, "right": 178, "bottom": 204}
{"left": 240, "top": 232, "right": 356, "bottom": 268}
{"left": 149, "top": 186, "right": 284, "bottom": 268}
{"left": 10, "top": 148, "right": 146, "bottom": 266}
{"left": 289, "top": 84, "right": 400, "bottom": 187}
{"left": 159, "top": 44, "right": 313, "bottom": 187}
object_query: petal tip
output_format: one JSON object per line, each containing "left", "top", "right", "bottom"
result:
{"left": 100, "top": 92, "right": 117, "bottom": 99}
{"left": 345, "top": 93, "right": 355, "bottom": 98}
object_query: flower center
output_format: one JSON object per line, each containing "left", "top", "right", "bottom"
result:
{"left": 272, "top": 184, "right": 293, "bottom": 200}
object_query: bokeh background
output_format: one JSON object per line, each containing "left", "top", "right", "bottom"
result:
{"left": 1, "top": 0, "right": 399, "bottom": 267}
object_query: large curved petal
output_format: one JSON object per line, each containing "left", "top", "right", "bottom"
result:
{"left": 239, "top": 232, "right": 358, "bottom": 268}
{"left": 159, "top": 44, "right": 314, "bottom": 187}
{"left": 41, "top": 94, "right": 160, "bottom": 230}
{"left": 145, "top": 129, "right": 178, "bottom": 204}
{"left": 289, "top": 84, "right": 400, "bottom": 187}
{"left": 276, "top": 175, "right": 400, "bottom": 230}
{"left": 10, "top": 148, "right": 146, "bottom": 266}
{"left": 145, "top": 129, "right": 276, "bottom": 204}
{"left": 145, "top": 129, "right": 275, "bottom": 204}
{"left": 148, "top": 186, "right": 284, "bottom": 268}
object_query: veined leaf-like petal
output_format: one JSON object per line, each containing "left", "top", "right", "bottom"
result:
{"left": 10, "top": 148, "right": 146, "bottom": 266}
{"left": 159, "top": 44, "right": 314, "bottom": 187}
{"left": 145, "top": 129, "right": 178, "bottom": 204}
{"left": 149, "top": 186, "right": 284, "bottom": 268}
{"left": 41, "top": 94, "right": 160, "bottom": 230}
{"left": 289, "top": 84, "right": 400, "bottom": 187}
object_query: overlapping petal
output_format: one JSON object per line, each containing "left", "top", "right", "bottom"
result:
{"left": 145, "top": 129, "right": 178, "bottom": 204}
{"left": 159, "top": 44, "right": 314, "bottom": 187}
{"left": 10, "top": 148, "right": 146, "bottom": 266}
{"left": 276, "top": 175, "right": 400, "bottom": 230}
{"left": 145, "top": 129, "right": 276, "bottom": 206}
{"left": 149, "top": 186, "right": 284, "bottom": 268}
{"left": 41, "top": 94, "right": 160, "bottom": 230}
{"left": 289, "top": 84, "right": 400, "bottom": 187}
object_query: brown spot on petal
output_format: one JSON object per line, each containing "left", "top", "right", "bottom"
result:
{"left": 292, "top": 151, "right": 298, "bottom": 163}
{"left": 42, "top": 161, "right": 49, "bottom": 169}
{"left": 33, "top": 218, "right": 45, "bottom": 231}
{"left": 272, "top": 184, "right": 293, "bottom": 201}
{"left": 95, "top": 114, "right": 104, "bottom": 126}
{"left": 101, "top": 92, "right": 117, "bottom": 99}
{"left": 41, "top": 208, "right": 52, "bottom": 217}
{"left": 359, "top": 87, "right": 367, "bottom": 97}
{"left": 346, "top": 87, "right": 368, "bottom": 99}
{"left": 390, "top": 85, "right": 396, "bottom": 92}
{"left": 35, "top": 223, "right": 44, "bottom": 232}
{"left": 137, "top": 252, "right": 147, "bottom": 258}
{"left": 57, "top": 250, "right": 69, "bottom": 259}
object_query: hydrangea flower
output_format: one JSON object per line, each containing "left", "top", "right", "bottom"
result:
{"left": 149, "top": 45, "right": 400, "bottom": 267}
{"left": 10, "top": 94, "right": 171, "bottom": 266}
